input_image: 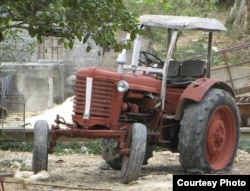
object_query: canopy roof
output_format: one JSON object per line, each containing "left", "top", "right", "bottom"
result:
{"left": 140, "top": 15, "right": 227, "bottom": 32}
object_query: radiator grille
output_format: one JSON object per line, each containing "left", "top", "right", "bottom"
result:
{"left": 74, "top": 77, "right": 114, "bottom": 118}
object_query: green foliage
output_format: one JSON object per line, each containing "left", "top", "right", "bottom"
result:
{"left": 84, "top": 140, "right": 101, "bottom": 154}
{"left": 53, "top": 140, "right": 101, "bottom": 155}
{"left": 176, "top": 41, "right": 207, "bottom": 55}
{"left": 0, "top": 140, "right": 102, "bottom": 155}
{"left": 0, "top": 0, "right": 141, "bottom": 52}
{"left": 0, "top": 141, "right": 33, "bottom": 151}
{"left": 124, "top": 0, "right": 218, "bottom": 16}
{"left": 54, "top": 141, "right": 82, "bottom": 154}
{"left": 211, "top": 38, "right": 250, "bottom": 66}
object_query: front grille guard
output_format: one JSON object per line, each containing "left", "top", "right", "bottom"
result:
{"left": 73, "top": 76, "right": 115, "bottom": 125}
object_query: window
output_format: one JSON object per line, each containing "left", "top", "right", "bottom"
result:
{"left": 38, "top": 36, "right": 63, "bottom": 60}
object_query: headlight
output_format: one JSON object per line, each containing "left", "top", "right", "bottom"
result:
{"left": 116, "top": 80, "right": 129, "bottom": 93}
{"left": 67, "top": 75, "right": 76, "bottom": 86}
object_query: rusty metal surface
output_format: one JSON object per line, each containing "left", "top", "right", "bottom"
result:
{"left": 210, "top": 43, "right": 250, "bottom": 127}
{"left": 211, "top": 43, "right": 250, "bottom": 56}
{"left": 174, "top": 78, "right": 235, "bottom": 120}
{"left": 0, "top": 177, "right": 4, "bottom": 191}
{"left": 211, "top": 43, "right": 250, "bottom": 93}
{"left": 73, "top": 68, "right": 122, "bottom": 129}
{"left": 236, "top": 94, "right": 250, "bottom": 104}
{"left": 72, "top": 67, "right": 162, "bottom": 129}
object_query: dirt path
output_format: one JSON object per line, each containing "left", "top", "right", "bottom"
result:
{"left": 1, "top": 149, "right": 250, "bottom": 191}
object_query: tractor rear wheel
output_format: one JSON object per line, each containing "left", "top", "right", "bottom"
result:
{"left": 32, "top": 120, "right": 49, "bottom": 173}
{"left": 178, "top": 88, "right": 240, "bottom": 174}
{"left": 120, "top": 123, "right": 147, "bottom": 183}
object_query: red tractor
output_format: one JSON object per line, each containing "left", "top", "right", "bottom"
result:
{"left": 32, "top": 15, "right": 240, "bottom": 183}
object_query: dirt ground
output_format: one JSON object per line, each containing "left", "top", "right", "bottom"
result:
{"left": 1, "top": 148, "right": 250, "bottom": 191}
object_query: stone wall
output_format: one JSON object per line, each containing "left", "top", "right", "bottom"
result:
{"left": 62, "top": 39, "right": 102, "bottom": 97}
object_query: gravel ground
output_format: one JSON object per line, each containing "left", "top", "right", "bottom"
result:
{"left": 1, "top": 149, "right": 250, "bottom": 191}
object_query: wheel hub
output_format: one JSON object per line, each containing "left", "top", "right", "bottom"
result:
{"left": 207, "top": 119, "right": 226, "bottom": 156}
{"left": 205, "top": 105, "right": 237, "bottom": 170}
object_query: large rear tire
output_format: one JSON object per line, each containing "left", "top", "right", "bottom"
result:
{"left": 120, "top": 123, "right": 147, "bottom": 183}
{"left": 32, "top": 120, "right": 49, "bottom": 173}
{"left": 178, "top": 88, "right": 240, "bottom": 174}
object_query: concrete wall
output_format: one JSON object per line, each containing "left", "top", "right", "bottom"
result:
{"left": 0, "top": 30, "right": 102, "bottom": 112}
{"left": 2, "top": 62, "right": 64, "bottom": 113}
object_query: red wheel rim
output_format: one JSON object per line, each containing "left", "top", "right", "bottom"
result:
{"left": 206, "top": 105, "right": 236, "bottom": 170}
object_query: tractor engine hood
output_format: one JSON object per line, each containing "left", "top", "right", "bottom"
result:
{"left": 73, "top": 67, "right": 161, "bottom": 128}
{"left": 76, "top": 67, "right": 161, "bottom": 94}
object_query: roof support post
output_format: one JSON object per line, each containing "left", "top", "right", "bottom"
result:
{"left": 207, "top": 32, "right": 213, "bottom": 78}
{"left": 161, "top": 30, "right": 178, "bottom": 110}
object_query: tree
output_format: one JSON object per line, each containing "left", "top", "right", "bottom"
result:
{"left": 227, "top": 0, "right": 250, "bottom": 34}
{"left": 0, "top": 0, "right": 141, "bottom": 52}
{"left": 124, "top": 0, "right": 218, "bottom": 17}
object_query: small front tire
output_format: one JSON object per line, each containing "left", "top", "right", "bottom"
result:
{"left": 32, "top": 120, "right": 49, "bottom": 173}
{"left": 120, "top": 123, "right": 147, "bottom": 183}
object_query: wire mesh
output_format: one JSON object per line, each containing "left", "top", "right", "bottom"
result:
{"left": 0, "top": 95, "right": 25, "bottom": 141}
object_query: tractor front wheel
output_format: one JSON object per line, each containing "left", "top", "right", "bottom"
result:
{"left": 32, "top": 120, "right": 49, "bottom": 173}
{"left": 120, "top": 123, "right": 147, "bottom": 183}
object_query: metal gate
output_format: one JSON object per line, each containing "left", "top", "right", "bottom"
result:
{"left": 0, "top": 72, "right": 26, "bottom": 141}
{"left": 0, "top": 95, "right": 25, "bottom": 141}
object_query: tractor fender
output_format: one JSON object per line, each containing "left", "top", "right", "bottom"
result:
{"left": 175, "top": 78, "right": 235, "bottom": 120}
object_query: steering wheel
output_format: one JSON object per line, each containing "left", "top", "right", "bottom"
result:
{"left": 139, "top": 51, "right": 164, "bottom": 68}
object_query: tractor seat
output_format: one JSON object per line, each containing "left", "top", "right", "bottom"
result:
{"left": 167, "top": 60, "right": 180, "bottom": 77}
{"left": 167, "top": 59, "right": 205, "bottom": 85}
{"left": 149, "top": 60, "right": 180, "bottom": 79}
{"left": 181, "top": 59, "right": 205, "bottom": 77}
